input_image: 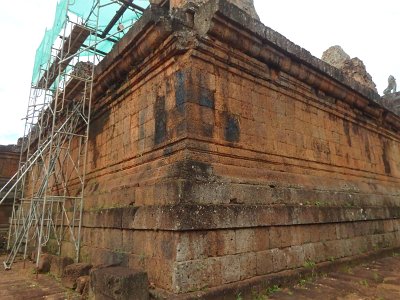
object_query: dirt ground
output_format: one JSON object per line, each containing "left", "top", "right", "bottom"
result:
{"left": 0, "top": 254, "right": 79, "bottom": 300}
{"left": 262, "top": 254, "right": 400, "bottom": 300}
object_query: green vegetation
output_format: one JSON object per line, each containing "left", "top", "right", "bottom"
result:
{"left": 304, "top": 260, "right": 316, "bottom": 269}
{"left": 359, "top": 279, "right": 369, "bottom": 287}
{"left": 236, "top": 293, "right": 243, "bottom": 300}
{"left": 341, "top": 265, "right": 354, "bottom": 274}
{"left": 266, "top": 285, "right": 281, "bottom": 295}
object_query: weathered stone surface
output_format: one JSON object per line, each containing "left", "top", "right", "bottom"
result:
{"left": 76, "top": 275, "right": 90, "bottom": 296}
{"left": 170, "top": 0, "right": 259, "bottom": 20}
{"left": 321, "top": 45, "right": 350, "bottom": 69}
{"left": 37, "top": 253, "right": 52, "bottom": 274}
{"left": 89, "top": 266, "right": 149, "bottom": 300}
{"left": 380, "top": 92, "right": 400, "bottom": 116}
{"left": 50, "top": 255, "right": 74, "bottom": 278}
{"left": 322, "top": 45, "right": 377, "bottom": 92}
{"left": 342, "top": 57, "right": 377, "bottom": 92}
{"left": 62, "top": 263, "right": 92, "bottom": 289}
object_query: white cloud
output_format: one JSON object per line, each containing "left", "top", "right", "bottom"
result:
{"left": 0, "top": 0, "right": 56, "bottom": 145}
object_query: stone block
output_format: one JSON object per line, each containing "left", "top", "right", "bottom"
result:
{"left": 271, "top": 248, "right": 287, "bottom": 273}
{"left": 62, "top": 263, "right": 93, "bottom": 289}
{"left": 90, "top": 266, "right": 149, "bottom": 300}
{"left": 256, "top": 250, "right": 273, "bottom": 276}
{"left": 220, "top": 255, "right": 240, "bottom": 284}
{"left": 50, "top": 256, "right": 74, "bottom": 278}
{"left": 254, "top": 227, "right": 270, "bottom": 252}
{"left": 239, "top": 252, "right": 256, "bottom": 280}
{"left": 37, "top": 253, "right": 52, "bottom": 274}
{"left": 76, "top": 275, "right": 90, "bottom": 296}
{"left": 235, "top": 229, "right": 255, "bottom": 253}
{"left": 285, "top": 246, "right": 305, "bottom": 269}
{"left": 216, "top": 230, "right": 235, "bottom": 256}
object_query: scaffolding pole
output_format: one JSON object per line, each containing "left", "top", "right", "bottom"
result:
{"left": 2, "top": 0, "right": 98, "bottom": 270}
{"left": 1, "top": 0, "right": 146, "bottom": 271}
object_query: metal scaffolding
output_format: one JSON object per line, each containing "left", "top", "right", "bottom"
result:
{"left": 0, "top": 0, "right": 147, "bottom": 270}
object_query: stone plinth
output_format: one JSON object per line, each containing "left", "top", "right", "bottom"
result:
{"left": 39, "top": 0, "right": 400, "bottom": 298}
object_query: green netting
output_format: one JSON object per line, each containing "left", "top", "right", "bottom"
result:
{"left": 32, "top": 0, "right": 149, "bottom": 85}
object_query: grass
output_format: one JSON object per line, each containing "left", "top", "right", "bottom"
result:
{"left": 359, "top": 279, "right": 369, "bottom": 287}
{"left": 249, "top": 284, "right": 282, "bottom": 300}
{"left": 252, "top": 295, "right": 268, "bottom": 300}
{"left": 297, "top": 276, "right": 313, "bottom": 288}
{"left": 266, "top": 285, "right": 281, "bottom": 295}
{"left": 341, "top": 265, "right": 354, "bottom": 275}
{"left": 304, "top": 260, "right": 316, "bottom": 269}
{"left": 236, "top": 293, "right": 243, "bottom": 300}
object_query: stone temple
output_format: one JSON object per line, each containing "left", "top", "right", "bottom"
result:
{"left": 1, "top": 0, "right": 400, "bottom": 299}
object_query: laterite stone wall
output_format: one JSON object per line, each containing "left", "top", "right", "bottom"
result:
{"left": 47, "top": 1, "right": 400, "bottom": 297}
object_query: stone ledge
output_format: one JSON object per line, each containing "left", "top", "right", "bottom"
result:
{"left": 82, "top": 205, "right": 400, "bottom": 230}
{"left": 0, "top": 145, "right": 20, "bottom": 153}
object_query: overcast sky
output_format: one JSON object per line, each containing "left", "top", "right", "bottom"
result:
{"left": 0, "top": 0, "right": 399, "bottom": 145}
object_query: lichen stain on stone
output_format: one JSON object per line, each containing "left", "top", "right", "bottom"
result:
{"left": 224, "top": 113, "right": 240, "bottom": 142}
{"left": 364, "top": 138, "right": 372, "bottom": 162}
{"left": 342, "top": 120, "right": 352, "bottom": 146}
{"left": 154, "top": 96, "right": 167, "bottom": 145}
{"left": 382, "top": 140, "right": 392, "bottom": 175}
{"left": 202, "top": 123, "right": 214, "bottom": 138}
{"left": 175, "top": 71, "right": 186, "bottom": 111}
{"left": 199, "top": 87, "right": 215, "bottom": 109}
{"left": 89, "top": 109, "right": 111, "bottom": 167}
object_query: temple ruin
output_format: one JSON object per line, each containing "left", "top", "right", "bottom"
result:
{"left": 1, "top": 0, "right": 400, "bottom": 299}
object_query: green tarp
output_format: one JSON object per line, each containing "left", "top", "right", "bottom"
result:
{"left": 32, "top": 0, "right": 149, "bottom": 85}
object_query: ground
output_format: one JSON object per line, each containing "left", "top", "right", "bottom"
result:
{"left": 258, "top": 254, "right": 400, "bottom": 300}
{"left": 0, "top": 255, "right": 79, "bottom": 300}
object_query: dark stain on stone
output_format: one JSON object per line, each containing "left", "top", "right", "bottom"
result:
{"left": 224, "top": 113, "right": 240, "bottom": 142}
{"left": 328, "top": 113, "right": 337, "bottom": 121}
{"left": 175, "top": 71, "right": 186, "bottom": 111}
{"left": 343, "top": 120, "right": 352, "bottom": 146}
{"left": 199, "top": 87, "right": 215, "bottom": 109}
{"left": 93, "top": 182, "right": 99, "bottom": 192}
{"left": 163, "top": 146, "right": 173, "bottom": 156}
{"left": 176, "top": 121, "right": 187, "bottom": 135}
{"left": 89, "top": 109, "right": 110, "bottom": 167}
{"left": 138, "top": 110, "right": 145, "bottom": 139}
{"left": 154, "top": 96, "right": 167, "bottom": 145}
{"left": 161, "top": 240, "right": 173, "bottom": 260}
{"left": 172, "top": 160, "right": 217, "bottom": 203}
{"left": 351, "top": 123, "right": 359, "bottom": 135}
{"left": 364, "top": 137, "right": 371, "bottom": 161}
{"left": 202, "top": 123, "right": 214, "bottom": 138}
{"left": 175, "top": 160, "right": 215, "bottom": 183}
{"left": 382, "top": 139, "right": 391, "bottom": 175}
